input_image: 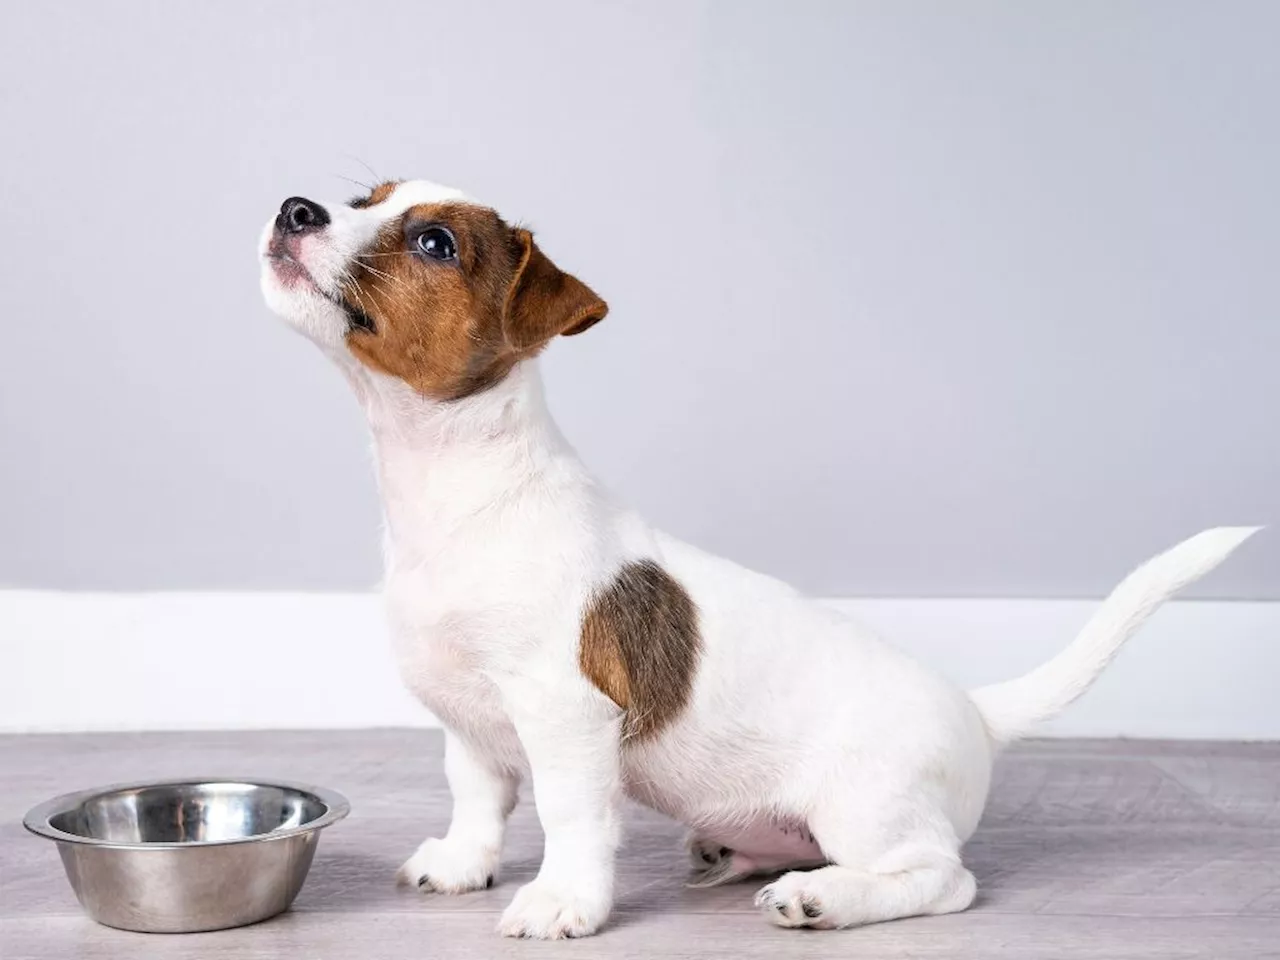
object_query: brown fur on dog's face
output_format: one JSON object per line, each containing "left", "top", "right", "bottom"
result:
{"left": 339, "top": 188, "right": 607, "bottom": 401}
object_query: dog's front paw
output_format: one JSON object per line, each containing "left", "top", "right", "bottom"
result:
{"left": 396, "top": 837, "right": 499, "bottom": 894}
{"left": 497, "top": 880, "right": 610, "bottom": 939}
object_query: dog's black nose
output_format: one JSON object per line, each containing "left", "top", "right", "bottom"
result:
{"left": 277, "top": 196, "right": 330, "bottom": 235}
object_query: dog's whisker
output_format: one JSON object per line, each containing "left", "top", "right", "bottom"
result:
{"left": 352, "top": 281, "right": 374, "bottom": 313}
{"left": 356, "top": 262, "right": 405, "bottom": 287}
{"left": 334, "top": 172, "right": 373, "bottom": 192}
{"left": 339, "top": 269, "right": 372, "bottom": 316}
{"left": 344, "top": 153, "right": 384, "bottom": 186}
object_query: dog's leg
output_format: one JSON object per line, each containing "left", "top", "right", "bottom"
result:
{"left": 496, "top": 685, "right": 622, "bottom": 939}
{"left": 687, "top": 836, "right": 756, "bottom": 887}
{"left": 686, "top": 827, "right": 826, "bottom": 887}
{"left": 397, "top": 730, "right": 519, "bottom": 894}
{"left": 753, "top": 789, "right": 976, "bottom": 930}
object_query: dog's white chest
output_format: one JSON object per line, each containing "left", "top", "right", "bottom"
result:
{"left": 383, "top": 569, "right": 524, "bottom": 766}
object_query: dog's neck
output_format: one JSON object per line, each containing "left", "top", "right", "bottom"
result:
{"left": 335, "top": 355, "right": 583, "bottom": 561}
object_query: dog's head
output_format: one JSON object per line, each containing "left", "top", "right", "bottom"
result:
{"left": 259, "top": 180, "right": 607, "bottom": 400}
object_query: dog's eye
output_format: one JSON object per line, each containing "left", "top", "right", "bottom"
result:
{"left": 415, "top": 227, "right": 457, "bottom": 262}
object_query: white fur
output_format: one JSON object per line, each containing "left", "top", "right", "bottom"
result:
{"left": 260, "top": 181, "right": 1258, "bottom": 938}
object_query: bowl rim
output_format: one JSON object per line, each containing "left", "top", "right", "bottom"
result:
{"left": 22, "top": 777, "right": 351, "bottom": 849}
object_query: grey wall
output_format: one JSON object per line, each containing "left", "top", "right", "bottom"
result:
{"left": 0, "top": 1, "right": 1275, "bottom": 597}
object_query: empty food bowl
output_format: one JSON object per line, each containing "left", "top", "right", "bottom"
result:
{"left": 23, "top": 778, "right": 350, "bottom": 933}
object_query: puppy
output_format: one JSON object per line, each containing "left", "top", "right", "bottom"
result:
{"left": 259, "top": 179, "right": 1256, "bottom": 939}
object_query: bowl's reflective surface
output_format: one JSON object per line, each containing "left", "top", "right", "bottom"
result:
{"left": 47, "top": 782, "right": 330, "bottom": 845}
{"left": 24, "top": 780, "right": 349, "bottom": 933}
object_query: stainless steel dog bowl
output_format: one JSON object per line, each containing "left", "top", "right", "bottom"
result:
{"left": 24, "top": 779, "right": 350, "bottom": 933}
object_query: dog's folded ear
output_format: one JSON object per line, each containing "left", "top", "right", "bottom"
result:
{"left": 502, "top": 229, "right": 608, "bottom": 352}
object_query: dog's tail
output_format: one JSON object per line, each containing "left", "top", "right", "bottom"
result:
{"left": 968, "top": 526, "right": 1259, "bottom": 743}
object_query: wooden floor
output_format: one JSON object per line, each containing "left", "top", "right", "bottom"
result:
{"left": 3, "top": 731, "right": 1279, "bottom": 959}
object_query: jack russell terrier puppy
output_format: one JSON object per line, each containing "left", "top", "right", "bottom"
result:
{"left": 259, "top": 178, "right": 1256, "bottom": 939}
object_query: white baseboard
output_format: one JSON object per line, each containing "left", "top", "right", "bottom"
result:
{"left": 1, "top": 591, "right": 1275, "bottom": 738}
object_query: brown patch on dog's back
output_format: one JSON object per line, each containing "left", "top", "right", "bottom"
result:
{"left": 579, "top": 560, "right": 701, "bottom": 739}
